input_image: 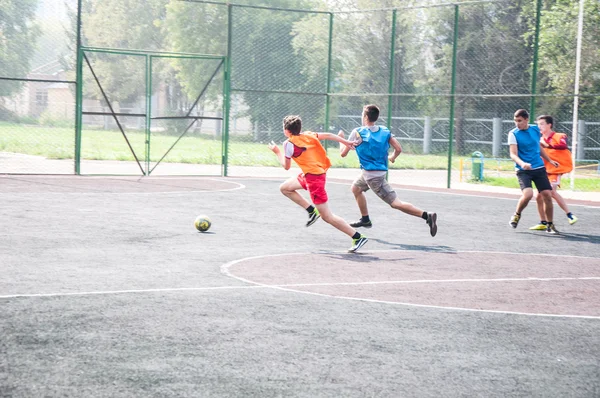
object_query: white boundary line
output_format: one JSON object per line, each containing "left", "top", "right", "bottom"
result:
{"left": 2, "top": 250, "right": 599, "bottom": 319}
{"left": 220, "top": 249, "right": 600, "bottom": 320}
{"left": 1, "top": 276, "right": 599, "bottom": 300}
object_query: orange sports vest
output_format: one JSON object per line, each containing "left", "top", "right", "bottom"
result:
{"left": 287, "top": 132, "right": 331, "bottom": 175}
{"left": 542, "top": 132, "right": 573, "bottom": 174}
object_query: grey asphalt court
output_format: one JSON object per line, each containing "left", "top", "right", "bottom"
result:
{"left": 1, "top": 175, "right": 599, "bottom": 397}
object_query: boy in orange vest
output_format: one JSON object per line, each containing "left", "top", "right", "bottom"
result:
{"left": 268, "top": 115, "right": 368, "bottom": 252}
{"left": 529, "top": 115, "right": 578, "bottom": 230}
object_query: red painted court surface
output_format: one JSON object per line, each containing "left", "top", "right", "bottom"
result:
{"left": 225, "top": 251, "right": 600, "bottom": 317}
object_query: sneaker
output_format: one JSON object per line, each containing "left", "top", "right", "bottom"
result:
{"left": 509, "top": 214, "right": 520, "bottom": 228}
{"left": 348, "top": 235, "right": 368, "bottom": 253}
{"left": 529, "top": 223, "right": 547, "bottom": 231}
{"left": 546, "top": 224, "right": 559, "bottom": 234}
{"left": 426, "top": 213, "right": 438, "bottom": 237}
{"left": 306, "top": 209, "right": 320, "bottom": 227}
{"left": 568, "top": 214, "right": 578, "bottom": 225}
{"left": 350, "top": 219, "right": 372, "bottom": 228}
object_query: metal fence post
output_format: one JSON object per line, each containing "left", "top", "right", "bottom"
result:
{"left": 324, "top": 12, "right": 334, "bottom": 142}
{"left": 447, "top": 5, "right": 459, "bottom": 189}
{"left": 222, "top": 4, "right": 233, "bottom": 177}
{"left": 577, "top": 120, "right": 586, "bottom": 160}
{"left": 145, "top": 55, "right": 152, "bottom": 175}
{"left": 529, "top": 0, "right": 542, "bottom": 118}
{"left": 387, "top": 10, "right": 397, "bottom": 131}
{"left": 492, "top": 117, "right": 502, "bottom": 157}
{"left": 423, "top": 116, "right": 432, "bottom": 154}
{"left": 74, "top": 0, "right": 83, "bottom": 175}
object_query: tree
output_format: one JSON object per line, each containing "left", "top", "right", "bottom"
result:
{"left": 78, "top": 0, "right": 166, "bottom": 105}
{"left": 0, "top": 0, "right": 40, "bottom": 98}
{"left": 165, "top": 0, "right": 325, "bottom": 137}
{"left": 536, "top": 0, "right": 600, "bottom": 116}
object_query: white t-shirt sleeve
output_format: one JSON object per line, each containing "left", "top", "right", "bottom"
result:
{"left": 283, "top": 140, "right": 294, "bottom": 158}
{"left": 348, "top": 129, "right": 359, "bottom": 141}
{"left": 507, "top": 131, "right": 517, "bottom": 145}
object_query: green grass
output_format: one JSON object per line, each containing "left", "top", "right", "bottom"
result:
{"left": 470, "top": 175, "right": 600, "bottom": 192}
{"left": 2, "top": 123, "right": 598, "bottom": 191}
{"left": 0, "top": 123, "right": 465, "bottom": 169}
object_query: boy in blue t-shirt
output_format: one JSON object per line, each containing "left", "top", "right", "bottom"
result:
{"left": 508, "top": 109, "right": 559, "bottom": 234}
{"left": 338, "top": 104, "right": 438, "bottom": 237}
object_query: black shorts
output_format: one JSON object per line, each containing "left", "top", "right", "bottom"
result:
{"left": 516, "top": 167, "right": 552, "bottom": 192}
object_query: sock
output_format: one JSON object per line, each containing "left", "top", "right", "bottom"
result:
{"left": 421, "top": 212, "right": 428, "bottom": 220}
{"left": 361, "top": 215, "right": 370, "bottom": 222}
{"left": 306, "top": 205, "right": 315, "bottom": 214}
{"left": 547, "top": 222, "right": 554, "bottom": 227}
{"left": 567, "top": 212, "right": 573, "bottom": 219}
{"left": 352, "top": 232, "right": 361, "bottom": 240}
{"left": 516, "top": 212, "right": 521, "bottom": 216}
{"left": 540, "top": 220, "right": 548, "bottom": 225}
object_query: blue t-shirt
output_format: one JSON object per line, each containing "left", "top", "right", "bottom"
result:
{"left": 507, "top": 125, "right": 544, "bottom": 170}
{"left": 354, "top": 126, "right": 392, "bottom": 171}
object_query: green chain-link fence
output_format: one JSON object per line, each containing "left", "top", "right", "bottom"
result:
{"left": 1, "top": 0, "right": 598, "bottom": 190}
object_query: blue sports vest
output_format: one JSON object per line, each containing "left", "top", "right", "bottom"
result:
{"left": 510, "top": 125, "right": 544, "bottom": 170}
{"left": 355, "top": 126, "right": 391, "bottom": 171}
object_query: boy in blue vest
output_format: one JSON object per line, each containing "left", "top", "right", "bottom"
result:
{"left": 338, "top": 104, "right": 438, "bottom": 237}
{"left": 508, "top": 109, "right": 559, "bottom": 234}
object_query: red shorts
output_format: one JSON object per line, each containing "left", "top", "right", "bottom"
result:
{"left": 297, "top": 173, "right": 328, "bottom": 205}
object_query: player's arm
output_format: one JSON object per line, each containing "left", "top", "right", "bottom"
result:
{"left": 268, "top": 140, "right": 292, "bottom": 170}
{"left": 388, "top": 136, "right": 402, "bottom": 163}
{"left": 540, "top": 145, "right": 559, "bottom": 167}
{"left": 317, "top": 132, "right": 356, "bottom": 149}
{"left": 337, "top": 130, "right": 359, "bottom": 157}
{"left": 552, "top": 135, "right": 568, "bottom": 150}
{"left": 509, "top": 144, "right": 531, "bottom": 170}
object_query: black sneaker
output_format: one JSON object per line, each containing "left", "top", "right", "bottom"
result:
{"left": 348, "top": 235, "right": 368, "bottom": 253}
{"left": 306, "top": 209, "right": 320, "bottom": 227}
{"left": 426, "top": 213, "right": 438, "bottom": 237}
{"left": 350, "top": 219, "right": 372, "bottom": 228}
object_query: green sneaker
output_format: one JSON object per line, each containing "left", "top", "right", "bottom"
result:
{"left": 568, "top": 214, "right": 578, "bottom": 225}
{"left": 348, "top": 235, "right": 368, "bottom": 253}
{"left": 306, "top": 208, "right": 320, "bottom": 227}
{"left": 529, "top": 223, "right": 547, "bottom": 231}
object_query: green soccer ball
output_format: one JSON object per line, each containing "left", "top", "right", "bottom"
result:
{"left": 194, "top": 215, "right": 211, "bottom": 232}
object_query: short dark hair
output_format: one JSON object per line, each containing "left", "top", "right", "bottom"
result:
{"left": 363, "top": 104, "right": 380, "bottom": 123}
{"left": 536, "top": 114, "right": 554, "bottom": 127}
{"left": 514, "top": 109, "right": 529, "bottom": 119}
{"left": 283, "top": 115, "right": 302, "bottom": 135}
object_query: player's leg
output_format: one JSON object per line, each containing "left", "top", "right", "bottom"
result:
{"left": 307, "top": 173, "right": 367, "bottom": 252}
{"left": 350, "top": 175, "right": 372, "bottom": 228}
{"left": 316, "top": 202, "right": 368, "bottom": 252}
{"left": 549, "top": 175, "right": 577, "bottom": 224}
{"left": 369, "top": 177, "right": 437, "bottom": 236}
{"left": 532, "top": 169, "right": 556, "bottom": 234}
{"left": 280, "top": 174, "right": 320, "bottom": 226}
{"left": 315, "top": 202, "right": 356, "bottom": 237}
{"left": 511, "top": 170, "right": 533, "bottom": 228}
{"left": 529, "top": 192, "right": 548, "bottom": 230}
{"left": 280, "top": 175, "right": 309, "bottom": 208}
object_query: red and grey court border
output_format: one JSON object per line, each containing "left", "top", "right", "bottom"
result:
{"left": 221, "top": 250, "right": 600, "bottom": 319}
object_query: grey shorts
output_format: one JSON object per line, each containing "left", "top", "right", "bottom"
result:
{"left": 353, "top": 174, "right": 397, "bottom": 205}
